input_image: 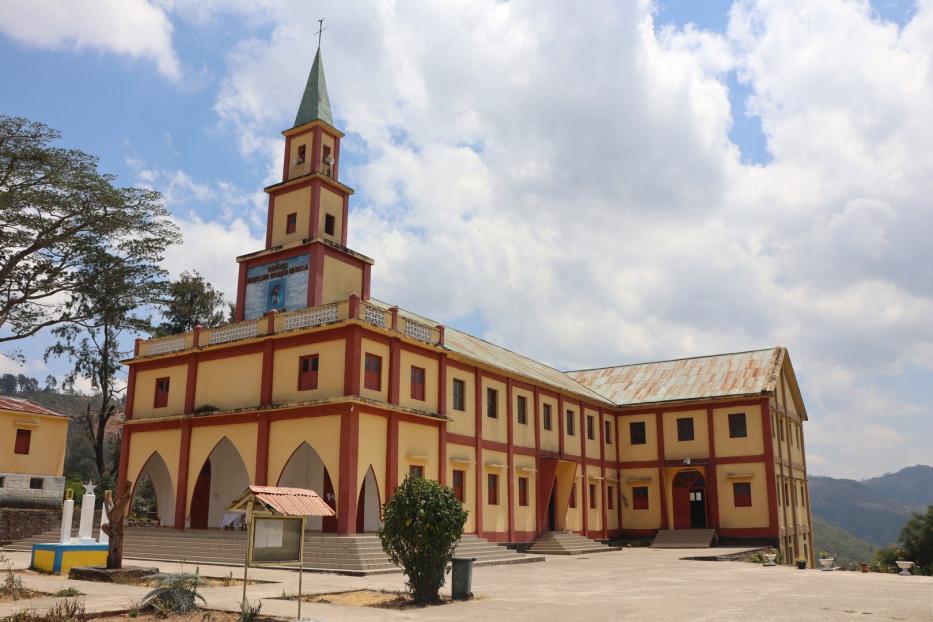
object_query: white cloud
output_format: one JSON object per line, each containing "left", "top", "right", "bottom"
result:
{"left": 0, "top": 0, "right": 180, "bottom": 79}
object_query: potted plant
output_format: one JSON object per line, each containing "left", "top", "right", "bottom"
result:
{"left": 859, "top": 561, "right": 869, "bottom": 573}
{"left": 895, "top": 560, "right": 914, "bottom": 576}
{"left": 795, "top": 558, "right": 807, "bottom": 569}
{"left": 818, "top": 551, "right": 834, "bottom": 571}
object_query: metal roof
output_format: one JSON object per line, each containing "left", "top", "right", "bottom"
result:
{"left": 566, "top": 348, "right": 784, "bottom": 406}
{"left": 230, "top": 486, "right": 335, "bottom": 517}
{"left": 0, "top": 396, "right": 68, "bottom": 418}
{"left": 293, "top": 48, "right": 333, "bottom": 127}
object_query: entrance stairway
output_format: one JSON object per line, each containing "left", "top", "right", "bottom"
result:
{"left": 527, "top": 531, "right": 618, "bottom": 555}
{"left": 650, "top": 529, "right": 717, "bottom": 548}
{"left": 4, "top": 527, "right": 539, "bottom": 575}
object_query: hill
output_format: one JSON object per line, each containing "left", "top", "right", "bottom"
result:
{"left": 811, "top": 516, "right": 877, "bottom": 567}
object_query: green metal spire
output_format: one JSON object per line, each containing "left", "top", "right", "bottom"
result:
{"left": 294, "top": 47, "right": 333, "bottom": 127}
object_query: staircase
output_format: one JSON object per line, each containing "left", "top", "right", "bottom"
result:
{"left": 4, "top": 527, "right": 538, "bottom": 575}
{"left": 650, "top": 529, "right": 717, "bottom": 549}
{"left": 527, "top": 531, "right": 618, "bottom": 555}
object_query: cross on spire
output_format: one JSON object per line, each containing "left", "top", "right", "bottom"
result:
{"left": 315, "top": 18, "right": 326, "bottom": 50}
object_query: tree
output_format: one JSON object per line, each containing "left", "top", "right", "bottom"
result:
{"left": 47, "top": 229, "right": 178, "bottom": 484}
{"left": 0, "top": 373, "right": 16, "bottom": 394}
{"left": 379, "top": 476, "right": 468, "bottom": 603}
{"left": 43, "top": 374, "right": 57, "bottom": 392}
{"left": 102, "top": 480, "right": 133, "bottom": 569}
{"left": 0, "top": 115, "right": 178, "bottom": 343}
{"left": 156, "top": 270, "right": 227, "bottom": 336}
{"left": 899, "top": 506, "right": 933, "bottom": 574}
{"left": 16, "top": 373, "right": 38, "bottom": 393}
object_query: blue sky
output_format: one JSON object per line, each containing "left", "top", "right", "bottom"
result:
{"left": 1, "top": 0, "right": 932, "bottom": 478}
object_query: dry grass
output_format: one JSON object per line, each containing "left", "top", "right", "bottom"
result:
{"left": 92, "top": 612, "right": 275, "bottom": 621}
{"left": 302, "top": 589, "right": 453, "bottom": 609}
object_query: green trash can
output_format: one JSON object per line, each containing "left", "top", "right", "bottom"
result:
{"left": 451, "top": 557, "right": 476, "bottom": 600}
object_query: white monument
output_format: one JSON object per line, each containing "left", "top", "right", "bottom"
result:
{"left": 59, "top": 489, "right": 74, "bottom": 545}
{"left": 77, "top": 480, "right": 97, "bottom": 544}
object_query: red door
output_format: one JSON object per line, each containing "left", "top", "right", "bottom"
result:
{"left": 322, "top": 470, "right": 337, "bottom": 533}
{"left": 190, "top": 461, "right": 211, "bottom": 529}
{"left": 672, "top": 484, "right": 692, "bottom": 529}
{"left": 672, "top": 470, "right": 706, "bottom": 529}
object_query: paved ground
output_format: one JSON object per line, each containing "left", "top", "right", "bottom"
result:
{"left": 1, "top": 548, "right": 931, "bottom": 621}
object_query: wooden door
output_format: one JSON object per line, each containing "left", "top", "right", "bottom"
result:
{"left": 672, "top": 470, "right": 705, "bottom": 530}
{"left": 189, "top": 461, "right": 211, "bottom": 529}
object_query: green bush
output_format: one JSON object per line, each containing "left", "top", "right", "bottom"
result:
{"left": 239, "top": 598, "right": 262, "bottom": 622}
{"left": 378, "top": 476, "right": 468, "bottom": 603}
{"left": 899, "top": 506, "right": 933, "bottom": 575}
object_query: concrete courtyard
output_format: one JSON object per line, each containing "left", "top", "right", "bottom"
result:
{"left": 1, "top": 547, "right": 931, "bottom": 621}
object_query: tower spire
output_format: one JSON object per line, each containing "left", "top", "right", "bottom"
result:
{"left": 294, "top": 35, "right": 333, "bottom": 128}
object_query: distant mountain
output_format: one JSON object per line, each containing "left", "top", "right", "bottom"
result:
{"left": 809, "top": 465, "right": 933, "bottom": 547}
{"left": 812, "top": 516, "right": 877, "bottom": 566}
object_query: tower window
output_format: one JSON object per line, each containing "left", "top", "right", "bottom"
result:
{"left": 298, "top": 354, "right": 319, "bottom": 391}
{"left": 410, "top": 366, "right": 426, "bottom": 401}
{"left": 286, "top": 212, "right": 297, "bottom": 234}
{"left": 364, "top": 354, "right": 382, "bottom": 391}
{"left": 14, "top": 429, "right": 31, "bottom": 455}
{"left": 154, "top": 377, "right": 170, "bottom": 408}
{"left": 586, "top": 414, "right": 595, "bottom": 440}
{"left": 486, "top": 388, "right": 498, "bottom": 418}
{"left": 605, "top": 420, "right": 612, "bottom": 443}
{"left": 452, "top": 378, "right": 465, "bottom": 411}
{"left": 629, "top": 421, "right": 646, "bottom": 445}
{"left": 322, "top": 145, "right": 333, "bottom": 176}
{"left": 677, "top": 417, "right": 695, "bottom": 441}
{"left": 517, "top": 395, "right": 527, "bottom": 424}
{"left": 324, "top": 213, "right": 336, "bottom": 236}
{"left": 566, "top": 410, "right": 575, "bottom": 436}
{"left": 728, "top": 413, "right": 747, "bottom": 438}
{"left": 543, "top": 404, "right": 552, "bottom": 430}
{"left": 296, "top": 144, "right": 306, "bottom": 164}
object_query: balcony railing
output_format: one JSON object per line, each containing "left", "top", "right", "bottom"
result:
{"left": 134, "top": 295, "right": 443, "bottom": 358}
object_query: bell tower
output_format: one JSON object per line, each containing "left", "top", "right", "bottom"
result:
{"left": 234, "top": 47, "right": 373, "bottom": 322}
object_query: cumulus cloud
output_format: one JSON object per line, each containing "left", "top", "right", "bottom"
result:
{"left": 0, "top": 0, "right": 180, "bottom": 79}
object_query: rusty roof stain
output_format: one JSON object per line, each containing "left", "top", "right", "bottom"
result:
{"left": 566, "top": 347, "right": 785, "bottom": 406}
{"left": 0, "top": 396, "right": 68, "bottom": 418}
{"left": 232, "top": 486, "right": 335, "bottom": 517}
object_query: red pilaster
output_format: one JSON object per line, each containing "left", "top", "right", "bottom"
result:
{"left": 341, "top": 194, "right": 349, "bottom": 247}
{"left": 282, "top": 134, "right": 292, "bottom": 182}
{"left": 124, "top": 366, "right": 137, "bottom": 420}
{"left": 256, "top": 412, "right": 270, "bottom": 485}
{"left": 309, "top": 243, "right": 325, "bottom": 307}
{"left": 344, "top": 325, "right": 362, "bottom": 396}
{"left": 580, "top": 400, "right": 588, "bottom": 537}
{"left": 309, "top": 179, "right": 321, "bottom": 238}
{"left": 656, "top": 411, "right": 668, "bottom": 529}
{"left": 337, "top": 405, "right": 360, "bottom": 533}
{"left": 311, "top": 127, "right": 323, "bottom": 173}
{"left": 183, "top": 354, "right": 197, "bottom": 415}
{"left": 533, "top": 386, "right": 541, "bottom": 535}
{"left": 706, "top": 407, "right": 720, "bottom": 530}
{"left": 174, "top": 420, "right": 192, "bottom": 529}
{"left": 260, "top": 338, "right": 274, "bottom": 407}
{"left": 438, "top": 422, "right": 447, "bottom": 487}
{"left": 615, "top": 411, "right": 623, "bottom": 529}
{"left": 388, "top": 337, "right": 401, "bottom": 405}
{"left": 506, "top": 378, "right": 515, "bottom": 541}
{"left": 333, "top": 132, "right": 341, "bottom": 179}
{"left": 236, "top": 262, "right": 247, "bottom": 321}
{"left": 362, "top": 264, "right": 371, "bottom": 300}
{"left": 557, "top": 394, "right": 565, "bottom": 457}
{"left": 762, "top": 397, "right": 780, "bottom": 538}
{"left": 437, "top": 354, "right": 447, "bottom": 416}
{"left": 264, "top": 195, "right": 274, "bottom": 249}
{"left": 599, "top": 408, "right": 608, "bottom": 538}
{"left": 474, "top": 367, "right": 483, "bottom": 535}
{"left": 386, "top": 413, "right": 399, "bottom": 497}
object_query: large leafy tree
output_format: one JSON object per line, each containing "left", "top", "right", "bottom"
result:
{"left": 0, "top": 115, "right": 177, "bottom": 343}
{"left": 156, "top": 270, "right": 227, "bottom": 336}
{"left": 900, "top": 506, "right": 933, "bottom": 573}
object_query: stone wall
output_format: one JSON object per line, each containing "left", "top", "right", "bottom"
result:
{"left": 0, "top": 508, "right": 59, "bottom": 544}
{"left": 0, "top": 472, "right": 65, "bottom": 509}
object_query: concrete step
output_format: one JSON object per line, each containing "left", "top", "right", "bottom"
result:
{"left": 651, "top": 529, "right": 717, "bottom": 549}
{"left": 527, "top": 531, "right": 617, "bottom": 556}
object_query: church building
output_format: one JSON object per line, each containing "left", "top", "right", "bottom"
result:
{"left": 119, "top": 48, "right": 814, "bottom": 567}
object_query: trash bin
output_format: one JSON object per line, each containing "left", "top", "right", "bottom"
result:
{"left": 451, "top": 557, "right": 476, "bottom": 600}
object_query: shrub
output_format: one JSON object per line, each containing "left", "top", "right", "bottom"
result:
{"left": 140, "top": 571, "right": 206, "bottom": 616}
{"left": 239, "top": 598, "right": 262, "bottom": 622}
{"left": 0, "top": 554, "right": 29, "bottom": 600}
{"left": 51, "top": 588, "right": 83, "bottom": 597}
{"left": 379, "top": 476, "right": 468, "bottom": 603}
{"left": 899, "top": 505, "right": 933, "bottom": 575}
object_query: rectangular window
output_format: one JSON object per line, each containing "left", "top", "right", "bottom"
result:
{"left": 566, "top": 410, "right": 575, "bottom": 436}
{"left": 569, "top": 483, "right": 577, "bottom": 508}
{"left": 410, "top": 366, "right": 426, "bottom": 401}
{"left": 589, "top": 483, "right": 597, "bottom": 509}
{"left": 517, "top": 396, "right": 527, "bottom": 425}
{"left": 629, "top": 421, "right": 646, "bottom": 445}
{"left": 409, "top": 464, "right": 424, "bottom": 479}
{"left": 29, "top": 477, "right": 43, "bottom": 490}
{"left": 0, "top": 476, "right": 5, "bottom": 488}
{"left": 285, "top": 212, "right": 297, "bottom": 234}
{"left": 605, "top": 420, "right": 612, "bottom": 444}
{"left": 728, "top": 413, "right": 747, "bottom": 438}
{"left": 586, "top": 415, "right": 595, "bottom": 440}
{"left": 783, "top": 482, "right": 789, "bottom": 506}
{"left": 296, "top": 144, "right": 306, "bottom": 164}
{"left": 324, "top": 213, "right": 336, "bottom": 236}
{"left": 518, "top": 477, "right": 529, "bottom": 506}
{"left": 14, "top": 429, "right": 31, "bottom": 455}
{"left": 796, "top": 425, "right": 801, "bottom": 448}
{"left": 452, "top": 379, "right": 465, "bottom": 411}
{"left": 543, "top": 404, "right": 552, "bottom": 430}
{"left": 298, "top": 354, "right": 319, "bottom": 391}
{"left": 452, "top": 469, "right": 465, "bottom": 502}
{"left": 733, "top": 482, "right": 752, "bottom": 507}
{"left": 779, "top": 418, "right": 785, "bottom": 441}
{"left": 607, "top": 485, "right": 615, "bottom": 510}
{"left": 322, "top": 145, "right": 333, "bottom": 175}
{"left": 154, "top": 377, "right": 170, "bottom": 408}
{"left": 486, "top": 388, "right": 498, "bottom": 418}
{"left": 677, "top": 417, "right": 695, "bottom": 441}
{"left": 364, "top": 354, "right": 382, "bottom": 391}
{"left": 633, "top": 486, "right": 649, "bottom": 510}
{"left": 487, "top": 473, "right": 499, "bottom": 505}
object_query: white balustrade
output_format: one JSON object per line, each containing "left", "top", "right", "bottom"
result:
{"left": 282, "top": 304, "right": 340, "bottom": 331}
{"left": 404, "top": 320, "right": 434, "bottom": 343}
{"left": 208, "top": 320, "right": 260, "bottom": 345}
{"left": 146, "top": 334, "right": 186, "bottom": 356}
{"left": 363, "top": 304, "right": 387, "bottom": 328}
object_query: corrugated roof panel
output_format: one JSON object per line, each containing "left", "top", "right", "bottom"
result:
{"left": 247, "top": 486, "right": 335, "bottom": 517}
{"left": 0, "top": 396, "right": 68, "bottom": 418}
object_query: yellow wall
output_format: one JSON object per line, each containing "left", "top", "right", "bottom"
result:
{"left": 270, "top": 187, "right": 312, "bottom": 248}
{"left": 538, "top": 395, "right": 559, "bottom": 452}
{"left": 480, "top": 378, "right": 507, "bottom": 442}
{"left": 606, "top": 471, "right": 620, "bottom": 529}
{"left": 620, "top": 467, "right": 661, "bottom": 529}
{"left": 445, "top": 444, "right": 476, "bottom": 533}
{"left": 715, "top": 462, "right": 770, "bottom": 528}
{"left": 268, "top": 415, "right": 341, "bottom": 489}
{"left": 399, "top": 350, "right": 438, "bottom": 412}
{"left": 563, "top": 403, "right": 581, "bottom": 457}
{"left": 319, "top": 187, "right": 343, "bottom": 244}
{"left": 357, "top": 413, "right": 387, "bottom": 502}
{"left": 713, "top": 404, "right": 764, "bottom": 458}
{"left": 445, "top": 369, "right": 475, "bottom": 437}
{"left": 512, "top": 387, "right": 535, "bottom": 448}
{"left": 1, "top": 412, "right": 68, "bottom": 476}
{"left": 186, "top": 423, "right": 257, "bottom": 510}
{"left": 322, "top": 255, "right": 361, "bottom": 304}
{"left": 360, "top": 338, "right": 390, "bottom": 402}
{"left": 194, "top": 354, "right": 262, "bottom": 411}
{"left": 125, "top": 428, "right": 181, "bottom": 492}
{"left": 481, "top": 449, "right": 508, "bottom": 533}
{"left": 662, "top": 409, "right": 709, "bottom": 460}
{"left": 398, "top": 421, "right": 438, "bottom": 483}
{"left": 134, "top": 364, "right": 187, "bottom": 419}
{"left": 513, "top": 454, "right": 537, "bottom": 532}
{"left": 271, "top": 339, "right": 345, "bottom": 404}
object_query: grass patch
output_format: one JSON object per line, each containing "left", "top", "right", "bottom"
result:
{"left": 281, "top": 589, "right": 456, "bottom": 609}
{"left": 52, "top": 588, "right": 84, "bottom": 597}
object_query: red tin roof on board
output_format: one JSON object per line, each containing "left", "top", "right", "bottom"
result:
{"left": 566, "top": 348, "right": 784, "bottom": 406}
{"left": 0, "top": 396, "right": 68, "bottom": 418}
{"left": 244, "top": 486, "right": 335, "bottom": 517}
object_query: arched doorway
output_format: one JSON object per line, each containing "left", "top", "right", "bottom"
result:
{"left": 131, "top": 452, "right": 174, "bottom": 527}
{"left": 356, "top": 466, "right": 382, "bottom": 533}
{"left": 672, "top": 470, "right": 707, "bottom": 529}
{"left": 277, "top": 442, "right": 336, "bottom": 532}
{"left": 189, "top": 437, "right": 250, "bottom": 529}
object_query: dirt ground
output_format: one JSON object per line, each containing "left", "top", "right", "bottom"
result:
{"left": 301, "top": 589, "right": 453, "bottom": 609}
{"left": 90, "top": 613, "right": 278, "bottom": 622}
